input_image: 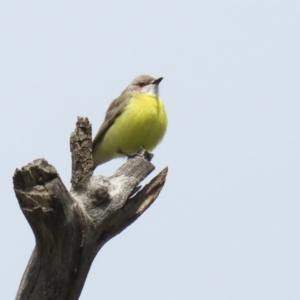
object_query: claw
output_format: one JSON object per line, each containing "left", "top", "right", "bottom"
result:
{"left": 118, "top": 146, "right": 154, "bottom": 162}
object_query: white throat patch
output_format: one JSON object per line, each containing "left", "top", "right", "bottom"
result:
{"left": 141, "top": 83, "right": 159, "bottom": 97}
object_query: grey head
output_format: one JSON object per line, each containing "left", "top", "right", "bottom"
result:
{"left": 122, "top": 75, "right": 163, "bottom": 96}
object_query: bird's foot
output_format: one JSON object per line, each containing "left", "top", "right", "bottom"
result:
{"left": 119, "top": 146, "right": 154, "bottom": 162}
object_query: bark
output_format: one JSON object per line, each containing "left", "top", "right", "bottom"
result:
{"left": 13, "top": 117, "right": 168, "bottom": 300}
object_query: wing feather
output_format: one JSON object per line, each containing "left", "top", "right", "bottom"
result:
{"left": 92, "top": 92, "right": 132, "bottom": 152}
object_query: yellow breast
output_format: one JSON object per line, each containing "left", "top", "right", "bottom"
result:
{"left": 99, "top": 92, "right": 167, "bottom": 164}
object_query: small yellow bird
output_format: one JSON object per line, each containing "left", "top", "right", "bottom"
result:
{"left": 92, "top": 75, "right": 168, "bottom": 169}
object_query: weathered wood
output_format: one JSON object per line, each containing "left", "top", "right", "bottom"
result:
{"left": 13, "top": 116, "right": 168, "bottom": 300}
{"left": 70, "top": 117, "right": 93, "bottom": 192}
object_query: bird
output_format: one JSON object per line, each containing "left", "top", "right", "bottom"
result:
{"left": 92, "top": 75, "right": 168, "bottom": 169}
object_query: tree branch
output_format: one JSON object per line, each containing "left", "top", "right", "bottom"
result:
{"left": 13, "top": 116, "right": 168, "bottom": 300}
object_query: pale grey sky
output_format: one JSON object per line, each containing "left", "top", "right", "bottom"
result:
{"left": 1, "top": 1, "right": 300, "bottom": 299}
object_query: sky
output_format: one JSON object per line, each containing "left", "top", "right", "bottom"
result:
{"left": 1, "top": 1, "right": 300, "bottom": 299}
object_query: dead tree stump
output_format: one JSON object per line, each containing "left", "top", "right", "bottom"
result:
{"left": 13, "top": 117, "right": 168, "bottom": 300}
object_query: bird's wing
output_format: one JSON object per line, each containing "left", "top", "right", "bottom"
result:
{"left": 92, "top": 92, "right": 131, "bottom": 152}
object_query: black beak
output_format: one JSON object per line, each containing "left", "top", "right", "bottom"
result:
{"left": 152, "top": 77, "right": 163, "bottom": 85}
